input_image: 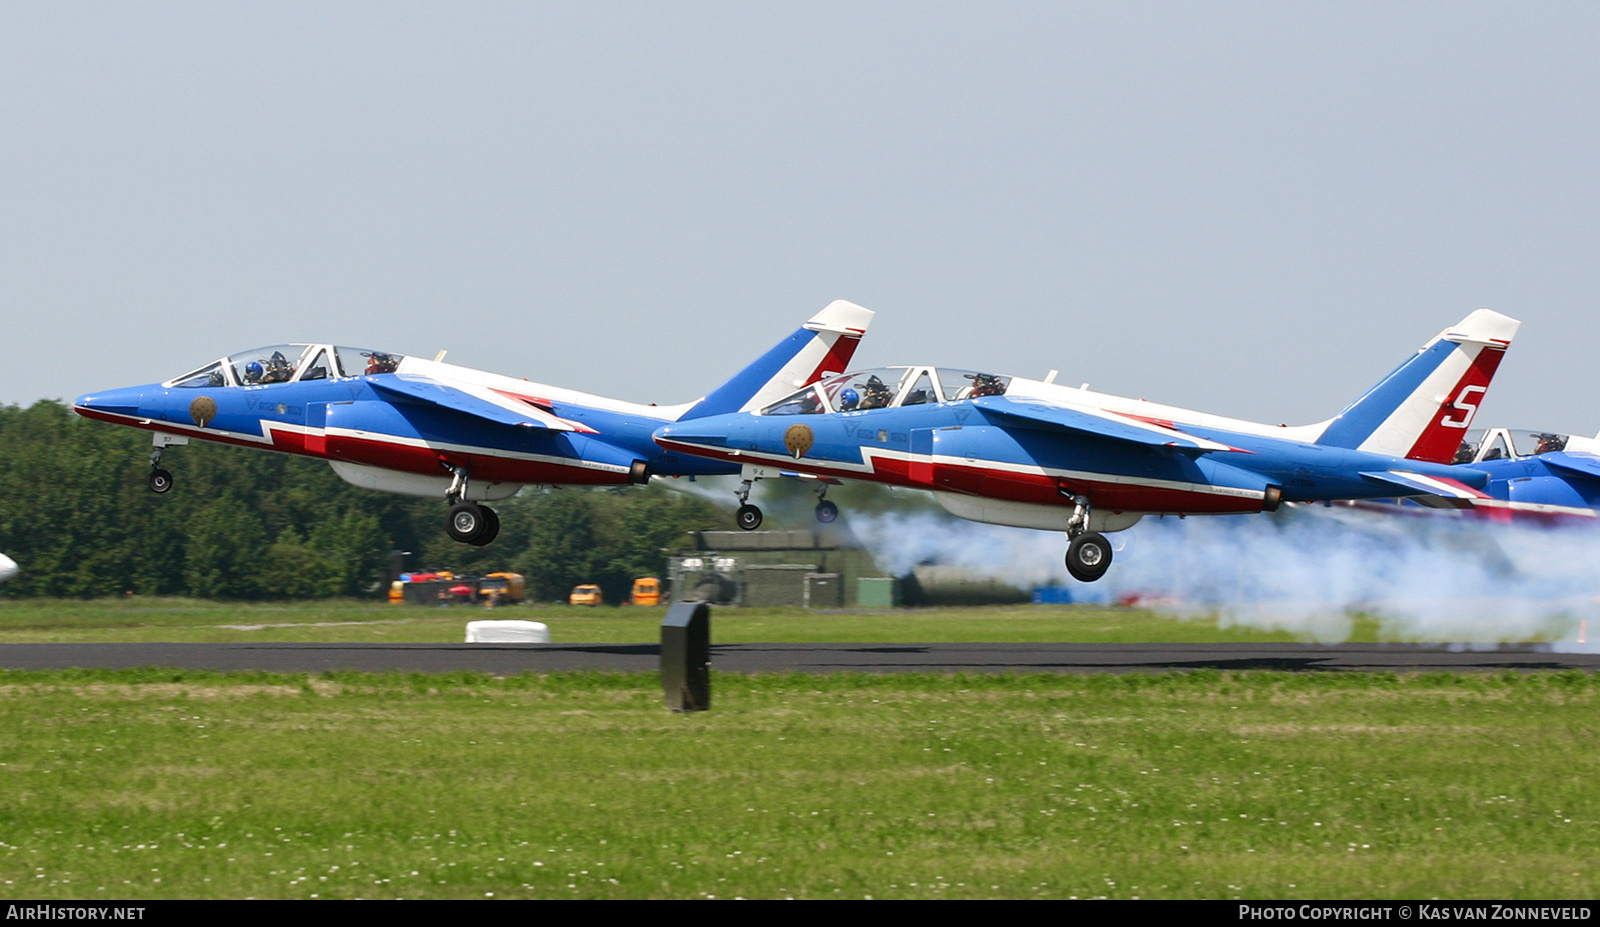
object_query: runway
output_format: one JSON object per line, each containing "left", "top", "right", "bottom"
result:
{"left": 1, "top": 642, "right": 1598, "bottom": 674}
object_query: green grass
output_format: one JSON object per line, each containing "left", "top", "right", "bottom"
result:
{"left": 1, "top": 669, "right": 1596, "bottom": 899}
{"left": 0, "top": 597, "right": 1532, "bottom": 644}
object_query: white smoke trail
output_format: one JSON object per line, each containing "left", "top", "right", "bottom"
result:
{"left": 845, "top": 502, "right": 1600, "bottom": 641}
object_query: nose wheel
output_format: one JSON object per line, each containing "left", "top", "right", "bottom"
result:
{"left": 814, "top": 500, "right": 838, "bottom": 523}
{"left": 146, "top": 442, "right": 177, "bottom": 494}
{"left": 736, "top": 504, "right": 763, "bottom": 531}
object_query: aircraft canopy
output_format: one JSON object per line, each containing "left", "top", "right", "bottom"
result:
{"left": 759, "top": 366, "right": 1012, "bottom": 416}
{"left": 164, "top": 345, "right": 406, "bottom": 389}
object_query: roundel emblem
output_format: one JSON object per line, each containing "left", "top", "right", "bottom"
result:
{"left": 189, "top": 396, "right": 217, "bottom": 428}
{"left": 784, "top": 423, "right": 815, "bottom": 459}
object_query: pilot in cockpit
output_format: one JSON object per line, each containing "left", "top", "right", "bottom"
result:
{"left": 242, "top": 361, "right": 265, "bottom": 385}
{"left": 1533, "top": 433, "right": 1567, "bottom": 455}
{"left": 1452, "top": 440, "right": 1478, "bottom": 464}
{"left": 837, "top": 388, "right": 861, "bottom": 412}
{"left": 967, "top": 373, "right": 1006, "bottom": 398}
{"left": 261, "top": 351, "right": 295, "bottom": 384}
{"left": 858, "top": 376, "right": 893, "bottom": 410}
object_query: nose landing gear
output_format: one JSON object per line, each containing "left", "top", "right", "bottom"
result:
{"left": 145, "top": 434, "right": 187, "bottom": 494}
{"left": 735, "top": 479, "right": 762, "bottom": 531}
{"left": 813, "top": 482, "right": 838, "bottom": 524}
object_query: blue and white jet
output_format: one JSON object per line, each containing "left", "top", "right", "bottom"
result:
{"left": 75, "top": 301, "right": 873, "bottom": 546}
{"left": 1348, "top": 426, "right": 1600, "bottom": 522}
{"left": 654, "top": 309, "right": 1520, "bottom": 581}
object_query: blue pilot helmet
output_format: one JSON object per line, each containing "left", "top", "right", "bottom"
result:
{"left": 244, "top": 361, "right": 263, "bottom": 382}
{"left": 839, "top": 388, "right": 860, "bottom": 410}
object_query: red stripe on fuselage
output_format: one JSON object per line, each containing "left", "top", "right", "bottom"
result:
{"left": 74, "top": 407, "right": 629, "bottom": 486}
{"left": 653, "top": 438, "right": 1265, "bottom": 515}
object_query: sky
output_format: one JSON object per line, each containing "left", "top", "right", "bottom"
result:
{"left": 4, "top": 3, "right": 1599, "bottom": 433}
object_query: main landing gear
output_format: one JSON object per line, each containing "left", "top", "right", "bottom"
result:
{"left": 443, "top": 464, "right": 499, "bottom": 546}
{"left": 731, "top": 474, "right": 840, "bottom": 531}
{"left": 1063, "top": 493, "right": 1112, "bottom": 583}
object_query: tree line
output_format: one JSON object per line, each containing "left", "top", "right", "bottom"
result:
{"left": 0, "top": 401, "right": 733, "bottom": 602}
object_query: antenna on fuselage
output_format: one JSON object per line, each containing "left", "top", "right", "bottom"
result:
{"left": 433, "top": 350, "right": 448, "bottom": 363}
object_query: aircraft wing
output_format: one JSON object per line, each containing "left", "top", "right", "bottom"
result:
{"left": 1358, "top": 470, "right": 1492, "bottom": 508}
{"left": 971, "top": 396, "right": 1235, "bottom": 454}
{"left": 368, "top": 375, "right": 588, "bottom": 432}
{"left": 1539, "top": 451, "right": 1600, "bottom": 481}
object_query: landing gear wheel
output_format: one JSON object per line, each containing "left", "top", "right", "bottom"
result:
{"left": 447, "top": 502, "right": 488, "bottom": 544}
{"left": 468, "top": 506, "right": 500, "bottom": 547}
{"left": 148, "top": 469, "right": 174, "bottom": 494}
{"left": 736, "top": 504, "right": 763, "bottom": 531}
{"left": 1065, "top": 532, "right": 1112, "bottom": 583}
{"left": 814, "top": 500, "right": 838, "bottom": 524}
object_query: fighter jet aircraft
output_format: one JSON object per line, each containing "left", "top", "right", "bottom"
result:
{"left": 1348, "top": 426, "right": 1600, "bottom": 521}
{"left": 75, "top": 301, "right": 873, "bottom": 545}
{"left": 653, "top": 309, "right": 1519, "bottom": 581}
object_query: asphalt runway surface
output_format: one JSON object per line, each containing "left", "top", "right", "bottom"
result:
{"left": 1, "top": 642, "right": 1598, "bottom": 674}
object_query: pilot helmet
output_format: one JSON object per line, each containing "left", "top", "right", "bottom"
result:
{"left": 244, "top": 361, "right": 264, "bottom": 381}
{"left": 840, "top": 388, "right": 860, "bottom": 409}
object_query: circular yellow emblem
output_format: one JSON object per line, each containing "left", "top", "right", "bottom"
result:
{"left": 784, "top": 423, "right": 815, "bottom": 459}
{"left": 189, "top": 396, "right": 217, "bottom": 428}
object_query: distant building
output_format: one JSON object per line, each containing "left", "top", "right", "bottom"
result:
{"left": 666, "top": 527, "right": 1031, "bottom": 608}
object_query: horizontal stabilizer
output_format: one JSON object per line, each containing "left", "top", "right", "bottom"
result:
{"left": 369, "top": 375, "right": 586, "bottom": 431}
{"left": 972, "top": 396, "right": 1235, "bottom": 454}
{"left": 1359, "top": 470, "right": 1490, "bottom": 508}
{"left": 1539, "top": 451, "right": 1600, "bottom": 481}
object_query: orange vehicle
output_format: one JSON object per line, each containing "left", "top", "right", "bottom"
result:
{"left": 569, "top": 584, "right": 603, "bottom": 607}
{"left": 631, "top": 576, "right": 662, "bottom": 606}
{"left": 478, "top": 572, "right": 526, "bottom": 606}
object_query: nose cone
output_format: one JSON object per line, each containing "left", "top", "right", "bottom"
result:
{"left": 74, "top": 386, "right": 150, "bottom": 419}
{"left": 0, "top": 553, "right": 16, "bottom": 585}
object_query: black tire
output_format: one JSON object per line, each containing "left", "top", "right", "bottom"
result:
{"left": 148, "top": 469, "right": 174, "bottom": 494}
{"left": 1065, "top": 532, "right": 1113, "bottom": 583}
{"left": 447, "top": 502, "right": 487, "bottom": 544}
{"left": 736, "top": 504, "right": 763, "bottom": 531}
{"left": 469, "top": 506, "right": 500, "bottom": 547}
{"left": 628, "top": 460, "right": 651, "bottom": 485}
{"left": 815, "top": 500, "right": 839, "bottom": 523}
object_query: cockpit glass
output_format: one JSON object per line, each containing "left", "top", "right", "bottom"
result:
{"left": 336, "top": 346, "right": 404, "bottom": 377}
{"left": 821, "top": 368, "right": 912, "bottom": 411}
{"left": 1510, "top": 430, "right": 1569, "bottom": 457}
{"left": 937, "top": 368, "right": 1011, "bottom": 401}
{"left": 296, "top": 349, "right": 329, "bottom": 382}
{"left": 227, "top": 345, "right": 313, "bottom": 386}
{"left": 761, "top": 385, "right": 827, "bottom": 415}
{"left": 172, "top": 362, "right": 227, "bottom": 389}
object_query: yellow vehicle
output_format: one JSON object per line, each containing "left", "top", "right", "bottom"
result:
{"left": 569, "top": 584, "right": 603, "bottom": 606}
{"left": 631, "top": 576, "right": 662, "bottom": 606}
{"left": 479, "top": 572, "right": 526, "bottom": 606}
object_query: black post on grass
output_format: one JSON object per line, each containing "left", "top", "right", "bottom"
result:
{"left": 661, "top": 601, "right": 710, "bottom": 712}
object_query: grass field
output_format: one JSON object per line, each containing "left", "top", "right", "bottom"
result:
{"left": 0, "top": 599, "right": 1593, "bottom": 900}
{"left": 1, "top": 668, "right": 1596, "bottom": 900}
{"left": 0, "top": 596, "right": 1554, "bottom": 644}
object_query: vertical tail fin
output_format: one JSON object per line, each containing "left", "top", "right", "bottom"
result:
{"left": 677, "top": 300, "right": 873, "bottom": 421}
{"left": 1316, "top": 308, "right": 1520, "bottom": 463}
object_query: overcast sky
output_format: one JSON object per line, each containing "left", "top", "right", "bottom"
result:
{"left": 4, "top": 3, "right": 1598, "bottom": 433}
